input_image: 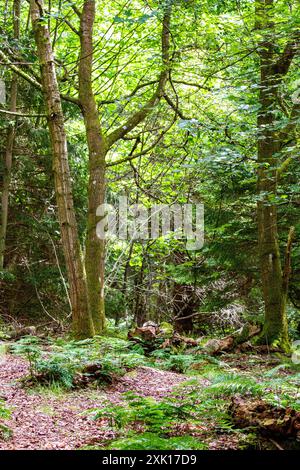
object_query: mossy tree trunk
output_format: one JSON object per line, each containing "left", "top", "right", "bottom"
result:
{"left": 30, "top": 0, "right": 94, "bottom": 338}
{"left": 77, "top": 0, "right": 172, "bottom": 334}
{"left": 256, "top": 0, "right": 298, "bottom": 351}
{"left": 79, "top": 0, "right": 106, "bottom": 333}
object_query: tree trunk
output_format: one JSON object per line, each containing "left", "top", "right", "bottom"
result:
{"left": 256, "top": 0, "right": 289, "bottom": 351}
{"left": 77, "top": 0, "right": 171, "bottom": 333}
{"left": 0, "top": 0, "right": 20, "bottom": 270}
{"left": 30, "top": 0, "right": 94, "bottom": 338}
{"left": 79, "top": 0, "right": 106, "bottom": 333}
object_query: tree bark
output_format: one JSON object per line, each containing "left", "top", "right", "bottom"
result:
{"left": 78, "top": 0, "right": 172, "bottom": 333}
{"left": 0, "top": 0, "right": 20, "bottom": 270}
{"left": 30, "top": 0, "right": 94, "bottom": 338}
{"left": 256, "top": 0, "right": 296, "bottom": 351}
{"left": 79, "top": 0, "right": 106, "bottom": 334}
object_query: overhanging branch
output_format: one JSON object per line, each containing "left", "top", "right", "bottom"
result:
{"left": 106, "top": 3, "right": 172, "bottom": 149}
{"left": 0, "top": 49, "right": 81, "bottom": 107}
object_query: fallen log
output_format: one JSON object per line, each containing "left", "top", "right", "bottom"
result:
{"left": 128, "top": 322, "right": 199, "bottom": 352}
{"left": 202, "top": 323, "right": 261, "bottom": 355}
{"left": 171, "top": 333, "right": 198, "bottom": 347}
{"left": 74, "top": 362, "right": 114, "bottom": 386}
{"left": 128, "top": 324, "right": 158, "bottom": 342}
{"left": 229, "top": 397, "right": 300, "bottom": 439}
{"left": 9, "top": 325, "right": 37, "bottom": 340}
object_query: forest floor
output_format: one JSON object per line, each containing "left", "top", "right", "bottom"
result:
{"left": 0, "top": 336, "right": 299, "bottom": 450}
{"left": 0, "top": 355, "right": 190, "bottom": 450}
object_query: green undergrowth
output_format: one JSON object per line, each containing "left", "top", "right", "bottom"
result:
{"left": 9, "top": 335, "right": 149, "bottom": 390}
{"left": 84, "top": 372, "right": 263, "bottom": 449}
{"left": 84, "top": 347, "right": 300, "bottom": 449}
{"left": 6, "top": 334, "right": 300, "bottom": 449}
{"left": 150, "top": 348, "right": 227, "bottom": 373}
{"left": 0, "top": 400, "right": 12, "bottom": 441}
{"left": 106, "top": 433, "right": 207, "bottom": 450}
{"left": 9, "top": 335, "right": 300, "bottom": 411}
{"left": 85, "top": 390, "right": 208, "bottom": 450}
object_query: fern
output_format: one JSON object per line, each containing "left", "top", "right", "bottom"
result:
{"left": 204, "top": 374, "right": 263, "bottom": 397}
{"left": 162, "top": 354, "right": 195, "bottom": 373}
{"left": 35, "top": 358, "right": 75, "bottom": 389}
{"left": 107, "top": 432, "right": 207, "bottom": 450}
{"left": 11, "top": 334, "right": 149, "bottom": 390}
{"left": 0, "top": 400, "right": 11, "bottom": 441}
{"left": 264, "top": 364, "right": 291, "bottom": 377}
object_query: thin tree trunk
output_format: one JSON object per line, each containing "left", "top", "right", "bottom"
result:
{"left": 0, "top": 0, "right": 20, "bottom": 270}
{"left": 30, "top": 0, "right": 94, "bottom": 338}
{"left": 116, "top": 240, "right": 134, "bottom": 326}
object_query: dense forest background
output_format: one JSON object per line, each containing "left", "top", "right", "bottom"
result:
{"left": 0, "top": 0, "right": 300, "bottom": 453}
{"left": 0, "top": 0, "right": 299, "bottom": 348}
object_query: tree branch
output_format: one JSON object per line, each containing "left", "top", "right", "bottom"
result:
{"left": 273, "top": 32, "right": 300, "bottom": 76}
{"left": 0, "top": 49, "right": 42, "bottom": 90}
{"left": 279, "top": 101, "right": 300, "bottom": 142}
{"left": 172, "top": 79, "right": 211, "bottom": 91}
{"left": 106, "top": 118, "right": 176, "bottom": 167}
{"left": 106, "top": 3, "right": 172, "bottom": 148}
{"left": 0, "top": 108, "right": 47, "bottom": 117}
{"left": 0, "top": 49, "right": 81, "bottom": 107}
{"left": 163, "top": 93, "right": 187, "bottom": 119}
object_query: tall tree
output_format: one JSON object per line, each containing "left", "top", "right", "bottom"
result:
{"left": 30, "top": 0, "right": 94, "bottom": 337}
{"left": 78, "top": 0, "right": 172, "bottom": 333}
{"left": 256, "top": 0, "right": 299, "bottom": 350}
{"left": 0, "top": 0, "right": 20, "bottom": 269}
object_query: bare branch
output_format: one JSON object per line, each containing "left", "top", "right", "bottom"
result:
{"left": 273, "top": 32, "right": 300, "bottom": 76}
{"left": 63, "top": 17, "right": 80, "bottom": 36}
{"left": 163, "top": 93, "right": 187, "bottom": 120}
{"left": 106, "top": 119, "right": 176, "bottom": 167}
{"left": 0, "top": 108, "right": 47, "bottom": 117}
{"left": 172, "top": 79, "right": 211, "bottom": 91}
{"left": 70, "top": 3, "right": 81, "bottom": 18}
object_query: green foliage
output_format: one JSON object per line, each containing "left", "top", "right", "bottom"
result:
{"left": 150, "top": 349, "right": 195, "bottom": 373}
{"left": 11, "top": 335, "right": 148, "bottom": 389}
{"left": 88, "top": 388, "right": 207, "bottom": 450}
{"left": 260, "top": 372, "right": 300, "bottom": 411}
{"left": 107, "top": 432, "right": 207, "bottom": 450}
{"left": 0, "top": 400, "right": 12, "bottom": 441}
{"left": 161, "top": 354, "right": 195, "bottom": 373}
{"left": 204, "top": 373, "right": 263, "bottom": 397}
{"left": 0, "top": 401, "right": 10, "bottom": 420}
{"left": 287, "top": 306, "right": 300, "bottom": 340}
{"left": 0, "top": 270, "right": 15, "bottom": 282}
{"left": 34, "top": 357, "right": 75, "bottom": 389}
{"left": 151, "top": 349, "right": 225, "bottom": 374}
{"left": 10, "top": 335, "right": 42, "bottom": 376}
{"left": 89, "top": 391, "right": 193, "bottom": 432}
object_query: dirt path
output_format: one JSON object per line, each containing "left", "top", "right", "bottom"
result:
{"left": 0, "top": 354, "right": 186, "bottom": 450}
